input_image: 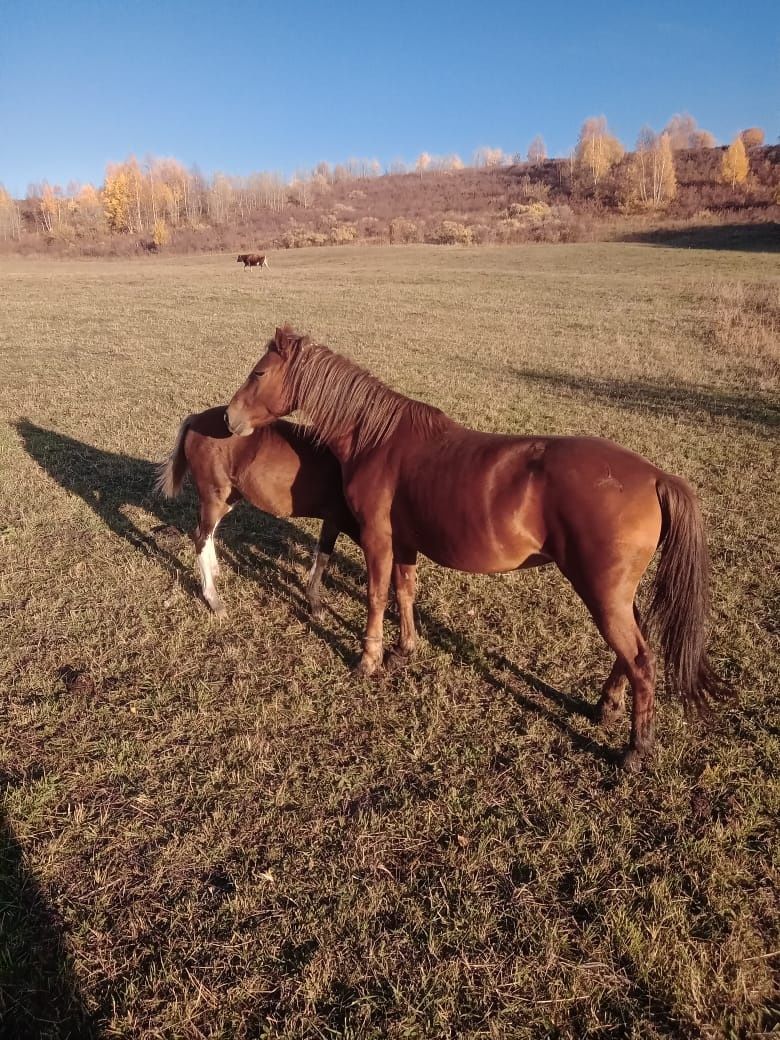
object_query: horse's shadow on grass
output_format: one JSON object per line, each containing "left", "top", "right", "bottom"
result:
{"left": 16, "top": 420, "right": 617, "bottom": 765}
{"left": 0, "top": 775, "right": 101, "bottom": 1038}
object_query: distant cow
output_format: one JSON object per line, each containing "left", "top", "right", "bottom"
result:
{"left": 237, "top": 253, "right": 268, "bottom": 269}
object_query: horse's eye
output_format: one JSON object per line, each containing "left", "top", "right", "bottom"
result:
{"left": 251, "top": 371, "right": 264, "bottom": 381}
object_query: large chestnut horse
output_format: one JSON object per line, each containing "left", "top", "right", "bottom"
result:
{"left": 156, "top": 407, "right": 358, "bottom": 618}
{"left": 225, "top": 328, "right": 729, "bottom": 770}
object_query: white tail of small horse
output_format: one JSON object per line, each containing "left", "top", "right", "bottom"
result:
{"left": 154, "top": 415, "right": 194, "bottom": 498}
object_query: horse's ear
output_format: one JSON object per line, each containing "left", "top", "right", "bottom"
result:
{"left": 274, "top": 326, "right": 305, "bottom": 359}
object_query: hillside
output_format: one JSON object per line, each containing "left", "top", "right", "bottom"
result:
{"left": 2, "top": 146, "right": 779, "bottom": 257}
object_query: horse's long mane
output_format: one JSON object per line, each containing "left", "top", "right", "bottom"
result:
{"left": 281, "top": 336, "right": 448, "bottom": 454}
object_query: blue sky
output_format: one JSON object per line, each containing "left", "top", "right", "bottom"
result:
{"left": 1, "top": 0, "right": 777, "bottom": 196}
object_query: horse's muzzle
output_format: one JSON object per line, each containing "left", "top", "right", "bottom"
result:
{"left": 224, "top": 409, "right": 252, "bottom": 437}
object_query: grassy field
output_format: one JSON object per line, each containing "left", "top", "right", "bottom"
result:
{"left": 0, "top": 243, "right": 778, "bottom": 1039}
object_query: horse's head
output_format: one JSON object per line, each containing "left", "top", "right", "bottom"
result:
{"left": 236, "top": 255, "right": 246, "bottom": 263}
{"left": 225, "top": 326, "right": 306, "bottom": 436}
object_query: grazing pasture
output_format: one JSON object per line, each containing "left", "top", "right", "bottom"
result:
{"left": 0, "top": 244, "right": 778, "bottom": 1038}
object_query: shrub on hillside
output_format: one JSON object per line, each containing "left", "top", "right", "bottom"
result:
{"left": 329, "top": 223, "right": 358, "bottom": 245}
{"left": 359, "top": 216, "right": 384, "bottom": 239}
{"left": 426, "top": 221, "right": 473, "bottom": 245}
{"left": 153, "top": 219, "right": 170, "bottom": 248}
{"left": 276, "top": 226, "right": 328, "bottom": 248}
{"left": 507, "top": 201, "right": 553, "bottom": 222}
{"left": 389, "top": 217, "right": 419, "bottom": 243}
{"left": 516, "top": 175, "right": 552, "bottom": 204}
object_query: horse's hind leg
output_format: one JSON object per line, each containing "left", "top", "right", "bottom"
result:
{"left": 592, "top": 600, "right": 657, "bottom": 771}
{"left": 385, "top": 555, "right": 418, "bottom": 668}
{"left": 595, "top": 659, "right": 628, "bottom": 725}
{"left": 192, "top": 494, "right": 233, "bottom": 618}
{"left": 306, "top": 520, "right": 339, "bottom": 619}
{"left": 596, "top": 602, "right": 646, "bottom": 725}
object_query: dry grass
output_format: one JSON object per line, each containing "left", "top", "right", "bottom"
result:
{"left": 0, "top": 244, "right": 778, "bottom": 1039}
{"left": 708, "top": 280, "right": 780, "bottom": 383}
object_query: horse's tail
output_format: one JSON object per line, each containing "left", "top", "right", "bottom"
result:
{"left": 155, "top": 415, "right": 194, "bottom": 498}
{"left": 647, "top": 476, "right": 731, "bottom": 714}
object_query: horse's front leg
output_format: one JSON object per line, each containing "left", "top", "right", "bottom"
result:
{"left": 355, "top": 528, "right": 393, "bottom": 677}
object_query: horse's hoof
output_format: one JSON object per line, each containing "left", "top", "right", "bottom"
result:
{"left": 620, "top": 748, "right": 644, "bottom": 773}
{"left": 383, "top": 646, "right": 413, "bottom": 672}
{"left": 207, "top": 599, "right": 227, "bottom": 619}
{"left": 353, "top": 655, "right": 381, "bottom": 678}
{"left": 308, "top": 603, "right": 324, "bottom": 621}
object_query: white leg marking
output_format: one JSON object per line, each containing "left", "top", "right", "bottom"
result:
{"left": 197, "top": 534, "right": 226, "bottom": 617}
{"left": 306, "top": 551, "right": 331, "bottom": 614}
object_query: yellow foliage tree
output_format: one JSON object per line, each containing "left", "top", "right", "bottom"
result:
{"left": 152, "top": 219, "right": 170, "bottom": 248}
{"left": 68, "top": 184, "right": 105, "bottom": 235}
{"left": 575, "top": 117, "right": 624, "bottom": 190}
{"left": 103, "top": 165, "right": 132, "bottom": 231}
{"left": 629, "top": 129, "right": 677, "bottom": 207}
{"left": 721, "top": 136, "right": 749, "bottom": 189}
{"left": 0, "top": 186, "right": 21, "bottom": 240}
{"left": 39, "top": 183, "right": 62, "bottom": 234}
{"left": 415, "top": 152, "right": 431, "bottom": 178}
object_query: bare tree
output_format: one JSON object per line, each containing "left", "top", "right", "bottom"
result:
{"left": 740, "top": 127, "right": 765, "bottom": 148}
{"left": 527, "top": 135, "right": 547, "bottom": 165}
{"left": 664, "top": 113, "right": 716, "bottom": 150}
{"left": 473, "top": 146, "right": 506, "bottom": 168}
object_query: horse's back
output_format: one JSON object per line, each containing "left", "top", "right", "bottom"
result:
{"left": 184, "top": 410, "right": 353, "bottom": 529}
{"left": 386, "top": 425, "right": 664, "bottom": 572}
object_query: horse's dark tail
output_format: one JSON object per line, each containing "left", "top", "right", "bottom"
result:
{"left": 647, "top": 477, "right": 731, "bottom": 714}
{"left": 154, "top": 415, "right": 193, "bottom": 498}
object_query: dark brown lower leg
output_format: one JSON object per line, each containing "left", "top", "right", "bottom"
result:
{"left": 306, "top": 520, "right": 339, "bottom": 617}
{"left": 595, "top": 658, "right": 628, "bottom": 725}
{"left": 587, "top": 598, "right": 657, "bottom": 771}
{"left": 623, "top": 648, "right": 656, "bottom": 772}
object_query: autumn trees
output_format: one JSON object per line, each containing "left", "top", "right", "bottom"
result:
{"left": 722, "top": 136, "right": 750, "bottom": 189}
{"left": 740, "top": 128, "right": 765, "bottom": 148}
{"left": 622, "top": 128, "right": 677, "bottom": 207}
{"left": 0, "top": 187, "right": 21, "bottom": 240}
{"left": 575, "top": 117, "right": 624, "bottom": 191}
{"left": 663, "top": 113, "right": 716, "bottom": 150}
{"left": 1, "top": 111, "right": 774, "bottom": 256}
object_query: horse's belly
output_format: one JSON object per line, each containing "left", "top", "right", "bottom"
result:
{"left": 415, "top": 527, "right": 544, "bottom": 574}
{"left": 398, "top": 465, "right": 545, "bottom": 574}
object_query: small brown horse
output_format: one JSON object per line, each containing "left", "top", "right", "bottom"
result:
{"left": 237, "top": 253, "right": 268, "bottom": 269}
{"left": 225, "top": 327, "right": 730, "bottom": 771}
{"left": 155, "top": 407, "right": 358, "bottom": 617}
